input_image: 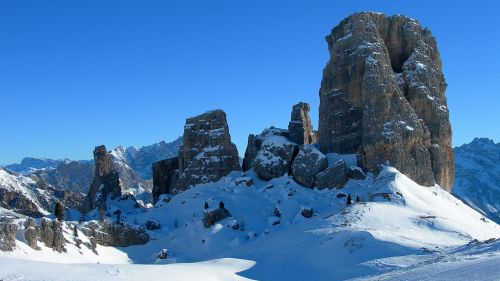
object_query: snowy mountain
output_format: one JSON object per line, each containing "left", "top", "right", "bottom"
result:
{"left": 1, "top": 165, "right": 498, "bottom": 280}
{"left": 4, "top": 158, "right": 65, "bottom": 175}
{"left": 453, "top": 138, "right": 500, "bottom": 224}
{"left": 124, "top": 137, "right": 182, "bottom": 179}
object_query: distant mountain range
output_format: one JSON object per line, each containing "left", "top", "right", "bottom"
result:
{"left": 2, "top": 138, "right": 182, "bottom": 195}
{"left": 453, "top": 137, "right": 500, "bottom": 224}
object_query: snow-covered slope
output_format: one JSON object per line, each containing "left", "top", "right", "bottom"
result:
{"left": 453, "top": 138, "right": 500, "bottom": 224}
{"left": 0, "top": 168, "right": 50, "bottom": 217}
{"left": 3, "top": 163, "right": 497, "bottom": 280}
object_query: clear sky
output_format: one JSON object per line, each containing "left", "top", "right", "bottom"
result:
{"left": 1, "top": 0, "right": 499, "bottom": 164}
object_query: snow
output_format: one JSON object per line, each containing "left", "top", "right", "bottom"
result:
{"left": 2, "top": 164, "right": 499, "bottom": 280}
{"left": 0, "top": 257, "right": 255, "bottom": 281}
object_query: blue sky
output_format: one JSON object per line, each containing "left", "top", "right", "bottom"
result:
{"left": 1, "top": 1, "right": 499, "bottom": 163}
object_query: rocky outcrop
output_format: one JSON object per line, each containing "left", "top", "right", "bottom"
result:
{"left": 288, "top": 102, "right": 317, "bottom": 145}
{"left": 203, "top": 207, "right": 232, "bottom": 228}
{"left": 174, "top": 110, "right": 241, "bottom": 192}
{"left": 152, "top": 157, "right": 179, "bottom": 203}
{"left": 291, "top": 146, "right": 328, "bottom": 188}
{"left": 318, "top": 12, "right": 454, "bottom": 191}
{"left": 249, "top": 128, "right": 299, "bottom": 181}
{"left": 83, "top": 146, "right": 122, "bottom": 212}
{"left": 40, "top": 218, "right": 66, "bottom": 252}
{"left": 0, "top": 218, "right": 18, "bottom": 251}
{"left": 23, "top": 218, "right": 40, "bottom": 250}
{"left": 315, "top": 160, "right": 348, "bottom": 189}
{"left": 80, "top": 221, "right": 149, "bottom": 247}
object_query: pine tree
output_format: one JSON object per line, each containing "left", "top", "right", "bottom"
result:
{"left": 356, "top": 195, "right": 361, "bottom": 203}
{"left": 346, "top": 194, "right": 352, "bottom": 206}
{"left": 54, "top": 202, "right": 65, "bottom": 222}
{"left": 73, "top": 225, "right": 78, "bottom": 237}
{"left": 204, "top": 202, "right": 209, "bottom": 209}
{"left": 219, "top": 201, "right": 225, "bottom": 209}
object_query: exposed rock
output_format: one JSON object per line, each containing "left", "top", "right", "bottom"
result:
{"left": 301, "top": 208, "right": 314, "bottom": 218}
{"left": 40, "top": 218, "right": 66, "bottom": 252}
{"left": 145, "top": 219, "right": 161, "bottom": 230}
{"left": 152, "top": 157, "right": 179, "bottom": 203}
{"left": 157, "top": 248, "right": 169, "bottom": 259}
{"left": 247, "top": 128, "right": 299, "bottom": 181}
{"left": 315, "top": 160, "right": 348, "bottom": 189}
{"left": 203, "top": 207, "right": 232, "bottom": 228}
{"left": 235, "top": 176, "right": 253, "bottom": 187}
{"left": 291, "top": 146, "right": 328, "bottom": 188}
{"left": 84, "top": 145, "right": 122, "bottom": 212}
{"left": 0, "top": 217, "right": 18, "bottom": 251}
{"left": 347, "top": 166, "right": 367, "bottom": 180}
{"left": 23, "top": 218, "right": 40, "bottom": 250}
{"left": 242, "top": 134, "right": 259, "bottom": 171}
{"left": 288, "top": 102, "right": 317, "bottom": 145}
{"left": 0, "top": 169, "right": 48, "bottom": 217}
{"left": 80, "top": 221, "right": 149, "bottom": 247}
{"left": 175, "top": 110, "right": 241, "bottom": 192}
{"left": 318, "top": 12, "right": 454, "bottom": 191}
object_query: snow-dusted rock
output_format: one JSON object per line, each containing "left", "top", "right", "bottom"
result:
{"left": 291, "top": 145, "right": 328, "bottom": 188}
{"left": 80, "top": 221, "right": 149, "bottom": 247}
{"left": 315, "top": 160, "right": 348, "bottom": 189}
{"left": 318, "top": 12, "right": 454, "bottom": 191}
{"left": 348, "top": 166, "right": 366, "bottom": 180}
{"left": 251, "top": 128, "right": 299, "bottom": 181}
{"left": 203, "top": 207, "right": 232, "bottom": 228}
{"left": 175, "top": 110, "right": 241, "bottom": 192}
{"left": 0, "top": 218, "right": 17, "bottom": 251}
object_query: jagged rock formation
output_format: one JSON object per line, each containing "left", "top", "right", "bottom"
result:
{"left": 83, "top": 145, "right": 122, "bottom": 212}
{"left": 0, "top": 217, "right": 18, "bottom": 251}
{"left": 80, "top": 221, "right": 149, "bottom": 247}
{"left": 39, "top": 218, "right": 66, "bottom": 252}
{"left": 152, "top": 157, "right": 179, "bottom": 203}
{"left": 288, "top": 102, "right": 317, "bottom": 145}
{"left": 4, "top": 157, "right": 63, "bottom": 174}
{"left": 23, "top": 218, "right": 40, "bottom": 250}
{"left": 318, "top": 12, "right": 454, "bottom": 191}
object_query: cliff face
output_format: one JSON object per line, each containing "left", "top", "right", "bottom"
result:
{"left": 318, "top": 12, "right": 454, "bottom": 191}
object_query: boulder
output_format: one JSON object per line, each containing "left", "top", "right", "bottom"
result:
{"left": 288, "top": 102, "right": 317, "bottom": 145}
{"left": 317, "top": 12, "right": 454, "bottom": 191}
{"left": 252, "top": 129, "right": 299, "bottom": 181}
{"left": 347, "top": 166, "right": 366, "bottom": 180}
{"left": 315, "top": 160, "right": 348, "bottom": 189}
{"left": 175, "top": 110, "right": 241, "bottom": 192}
{"left": 291, "top": 146, "right": 328, "bottom": 188}
{"left": 203, "top": 207, "right": 232, "bottom": 228}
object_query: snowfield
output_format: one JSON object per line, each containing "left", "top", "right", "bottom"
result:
{"left": 1, "top": 166, "right": 499, "bottom": 280}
